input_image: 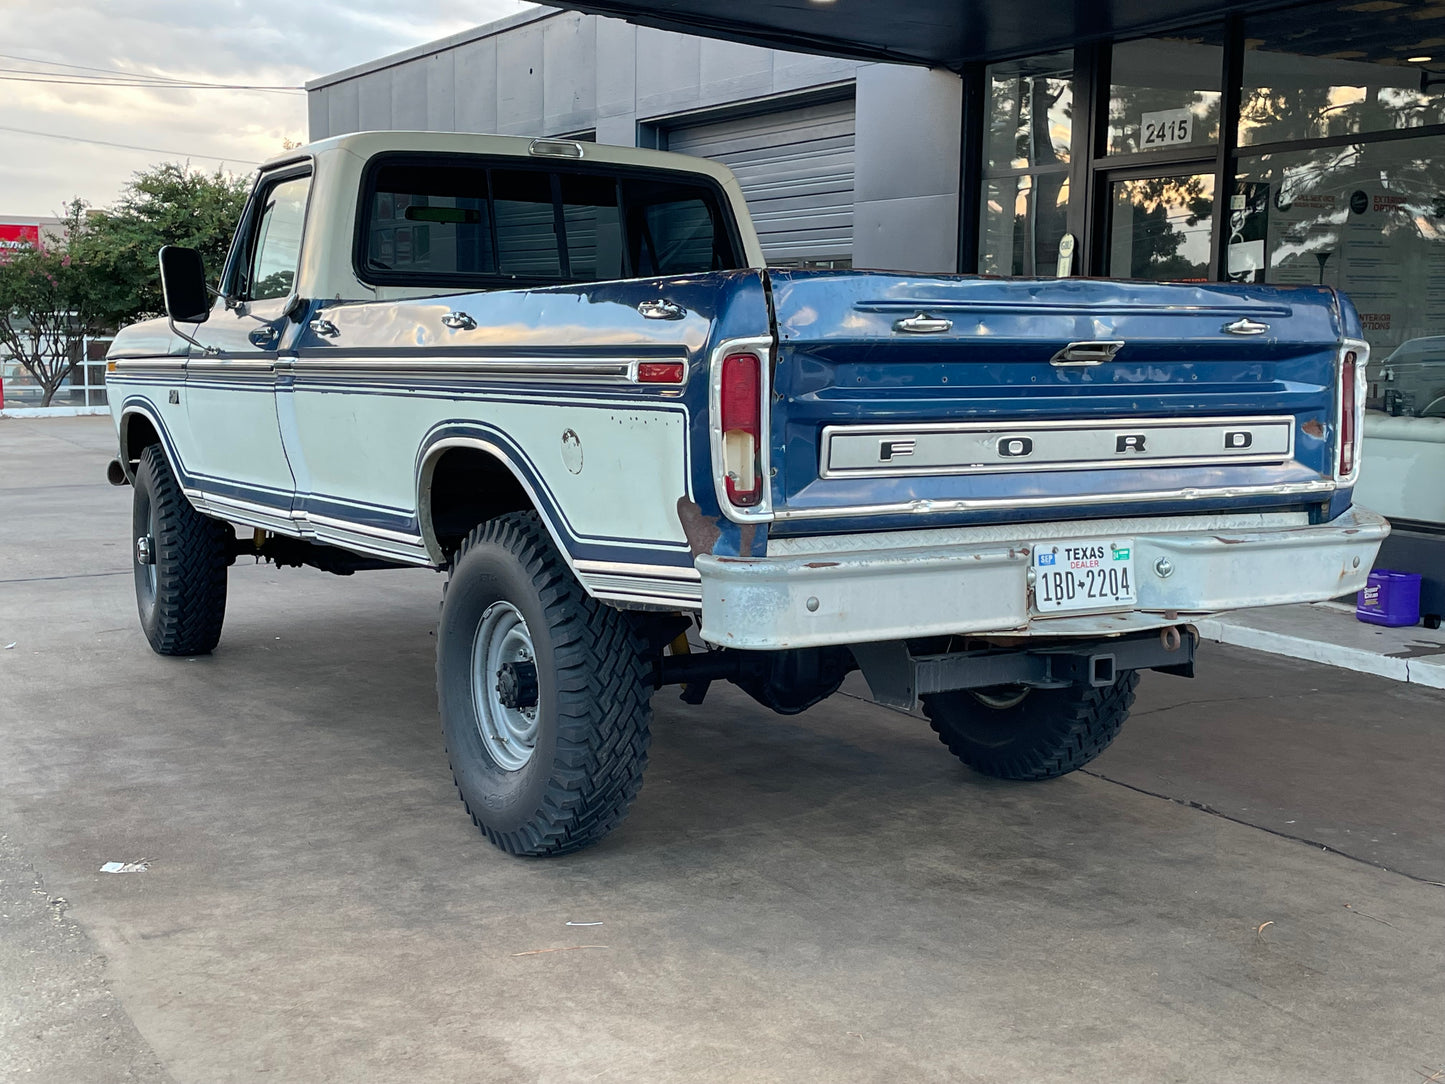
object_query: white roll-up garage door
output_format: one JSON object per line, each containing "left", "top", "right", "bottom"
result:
{"left": 665, "top": 97, "right": 854, "bottom": 266}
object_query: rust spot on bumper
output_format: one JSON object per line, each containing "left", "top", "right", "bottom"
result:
{"left": 803, "top": 561, "right": 839, "bottom": 569}
{"left": 677, "top": 497, "right": 721, "bottom": 558}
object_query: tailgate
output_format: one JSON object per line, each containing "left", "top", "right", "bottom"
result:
{"left": 767, "top": 270, "right": 1356, "bottom": 531}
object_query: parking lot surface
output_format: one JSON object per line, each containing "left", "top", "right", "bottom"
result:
{"left": 2, "top": 417, "right": 1443, "bottom": 1083}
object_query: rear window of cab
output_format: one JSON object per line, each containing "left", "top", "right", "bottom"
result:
{"left": 355, "top": 154, "right": 743, "bottom": 289}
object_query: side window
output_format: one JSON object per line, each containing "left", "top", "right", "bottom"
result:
{"left": 246, "top": 175, "right": 310, "bottom": 302}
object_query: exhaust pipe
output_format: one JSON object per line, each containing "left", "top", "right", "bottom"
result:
{"left": 106, "top": 458, "right": 130, "bottom": 487}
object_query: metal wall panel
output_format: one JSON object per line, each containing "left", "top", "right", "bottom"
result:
{"left": 665, "top": 98, "right": 855, "bottom": 264}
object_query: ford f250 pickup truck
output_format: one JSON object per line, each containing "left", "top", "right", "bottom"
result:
{"left": 105, "top": 132, "right": 1388, "bottom": 856}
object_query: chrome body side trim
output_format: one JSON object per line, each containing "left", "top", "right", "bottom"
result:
{"left": 289, "top": 354, "right": 688, "bottom": 387}
{"left": 185, "top": 357, "right": 278, "bottom": 373}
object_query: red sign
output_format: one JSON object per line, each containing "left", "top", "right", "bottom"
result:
{"left": 0, "top": 223, "right": 40, "bottom": 252}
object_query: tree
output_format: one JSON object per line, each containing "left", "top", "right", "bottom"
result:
{"left": 0, "top": 202, "right": 108, "bottom": 407}
{"left": 73, "top": 163, "right": 249, "bottom": 329}
{"left": 0, "top": 164, "right": 248, "bottom": 406}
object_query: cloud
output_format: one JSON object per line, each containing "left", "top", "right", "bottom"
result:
{"left": 0, "top": 0, "right": 534, "bottom": 217}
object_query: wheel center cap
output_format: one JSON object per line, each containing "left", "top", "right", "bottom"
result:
{"left": 136, "top": 535, "right": 155, "bottom": 565}
{"left": 496, "top": 660, "right": 539, "bottom": 710}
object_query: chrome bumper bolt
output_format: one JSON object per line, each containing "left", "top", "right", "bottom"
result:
{"left": 1154, "top": 557, "right": 1174, "bottom": 578}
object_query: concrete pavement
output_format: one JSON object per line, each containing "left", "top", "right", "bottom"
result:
{"left": 1, "top": 416, "right": 1442, "bottom": 1083}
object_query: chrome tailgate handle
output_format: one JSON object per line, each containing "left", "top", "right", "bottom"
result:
{"left": 1049, "top": 340, "right": 1125, "bottom": 366}
{"left": 893, "top": 313, "right": 953, "bottom": 334}
{"left": 1223, "top": 317, "right": 1270, "bottom": 335}
{"left": 638, "top": 299, "right": 686, "bottom": 320}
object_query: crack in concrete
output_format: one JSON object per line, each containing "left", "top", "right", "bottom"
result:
{"left": 0, "top": 570, "right": 130, "bottom": 586}
{"left": 1080, "top": 769, "right": 1445, "bottom": 888}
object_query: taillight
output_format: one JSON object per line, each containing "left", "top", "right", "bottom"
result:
{"left": 1339, "top": 350, "right": 1357, "bottom": 476}
{"left": 720, "top": 352, "right": 762, "bottom": 506}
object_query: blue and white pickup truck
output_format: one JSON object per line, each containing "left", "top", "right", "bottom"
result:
{"left": 106, "top": 132, "right": 1387, "bottom": 856}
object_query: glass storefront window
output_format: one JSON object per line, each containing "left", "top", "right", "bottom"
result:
{"left": 1230, "top": 140, "right": 1445, "bottom": 362}
{"left": 986, "top": 51, "right": 1074, "bottom": 170}
{"left": 1240, "top": 2, "right": 1445, "bottom": 146}
{"left": 980, "top": 174, "right": 1071, "bottom": 276}
{"left": 1108, "top": 172, "right": 1216, "bottom": 280}
{"left": 1108, "top": 28, "right": 1225, "bottom": 154}
{"left": 980, "top": 51, "right": 1074, "bottom": 276}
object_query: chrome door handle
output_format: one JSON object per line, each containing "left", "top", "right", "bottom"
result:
{"left": 1222, "top": 317, "right": 1270, "bottom": 336}
{"left": 1049, "top": 340, "right": 1125, "bottom": 366}
{"left": 893, "top": 313, "right": 953, "bottom": 334}
{"left": 638, "top": 299, "right": 686, "bottom": 320}
{"left": 248, "top": 324, "right": 279, "bottom": 348}
{"left": 308, "top": 317, "right": 339, "bottom": 338}
{"left": 441, "top": 311, "right": 477, "bottom": 330}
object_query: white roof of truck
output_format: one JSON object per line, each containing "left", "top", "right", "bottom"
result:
{"left": 261, "top": 130, "right": 741, "bottom": 188}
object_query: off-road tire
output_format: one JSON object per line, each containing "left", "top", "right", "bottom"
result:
{"left": 921, "top": 671, "right": 1140, "bottom": 780}
{"left": 436, "top": 512, "right": 652, "bottom": 857}
{"left": 132, "top": 444, "right": 232, "bottom": 656}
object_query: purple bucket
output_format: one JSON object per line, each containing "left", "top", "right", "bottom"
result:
{"left": 1357, "top": 570, "right": 1423, "bottom": 627}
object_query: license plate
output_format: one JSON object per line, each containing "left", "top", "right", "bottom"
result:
{"left": 1031, "top": 539, "right": 1136, "bottom": 613}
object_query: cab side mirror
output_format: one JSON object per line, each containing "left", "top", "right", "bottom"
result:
{"left": 158, "top": 246, "right": 211, "bottom": 324}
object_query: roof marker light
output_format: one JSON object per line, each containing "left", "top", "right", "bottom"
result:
{"left": 528, "top": 138, "right": 584, "bottom": 159}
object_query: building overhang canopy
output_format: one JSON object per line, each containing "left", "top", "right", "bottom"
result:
{"left": 550, "top": 0, "right": 1246, "bottom": 69}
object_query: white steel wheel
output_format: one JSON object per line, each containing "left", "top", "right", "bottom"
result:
{"left": 470, "top": 601, "right": 540, "bottom": 772}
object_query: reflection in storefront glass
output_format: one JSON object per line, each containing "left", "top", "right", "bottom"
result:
{"left": 1230, "top": 142, "right": 1445, "bottom": 365}
{"left": 986, "top": 52, "right": 1074, "bottom": 170}
{"left": 1108, "top": 29, "right": 1224, "bottom": 154}
{"left": 980, "top": 174, "right": 1071, "bottom": 276}
{"left": 1108, "top": 173, "right": 1215, "bottom": 280}
{"left": 1370, "top": 337, "right": 1445, "bottom": 418}
{"left": 1240, "top": 3, "right": 1445, "bottom": 146}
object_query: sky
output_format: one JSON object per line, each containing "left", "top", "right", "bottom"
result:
{"left": 0, "top": 0, "right": 535, "bottom": 218}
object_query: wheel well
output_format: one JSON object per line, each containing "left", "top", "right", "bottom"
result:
{"left": 121, "top": 412, "right": 161, "bottom": 470}
{"left": 423, "top": 446, "right": 534, "bottom": 562}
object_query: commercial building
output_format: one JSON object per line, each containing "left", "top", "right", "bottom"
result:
{"left": 308, "top": 0, "right": 1445, "bottom": 614}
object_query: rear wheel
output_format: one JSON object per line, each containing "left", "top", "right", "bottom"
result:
{"left": 132, "top": 445, "right": 232, "bottom": 656}
{"left": 921, "top": 672, "right": 1139, "bottom": 780}
{"left": 436, "top": 512, "right": 652, "bottom": 857}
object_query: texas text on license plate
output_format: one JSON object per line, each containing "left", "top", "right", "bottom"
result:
{"left": 1031, "top": 539, "right": 1136, "bottom": 613}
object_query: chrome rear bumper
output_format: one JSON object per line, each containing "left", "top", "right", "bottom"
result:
{"left": 696, "top": 507, "right": 1389, "bottom": 650}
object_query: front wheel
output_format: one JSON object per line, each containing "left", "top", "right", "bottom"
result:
{"left": 436, "top": 512, "right": 652, "bottom": 857}
{"left": 132, "top": 445, "right": 232, "bottom": 656}
{"left": 921, "top": 672, "right": 1139, "bottom": 780}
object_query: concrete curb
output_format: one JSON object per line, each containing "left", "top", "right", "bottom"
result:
{"left": 1, "top": 407, "right": 109, "bottom": 418}
{"left": 1196, "top": 607, "right": 1445, "bottom": 690}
